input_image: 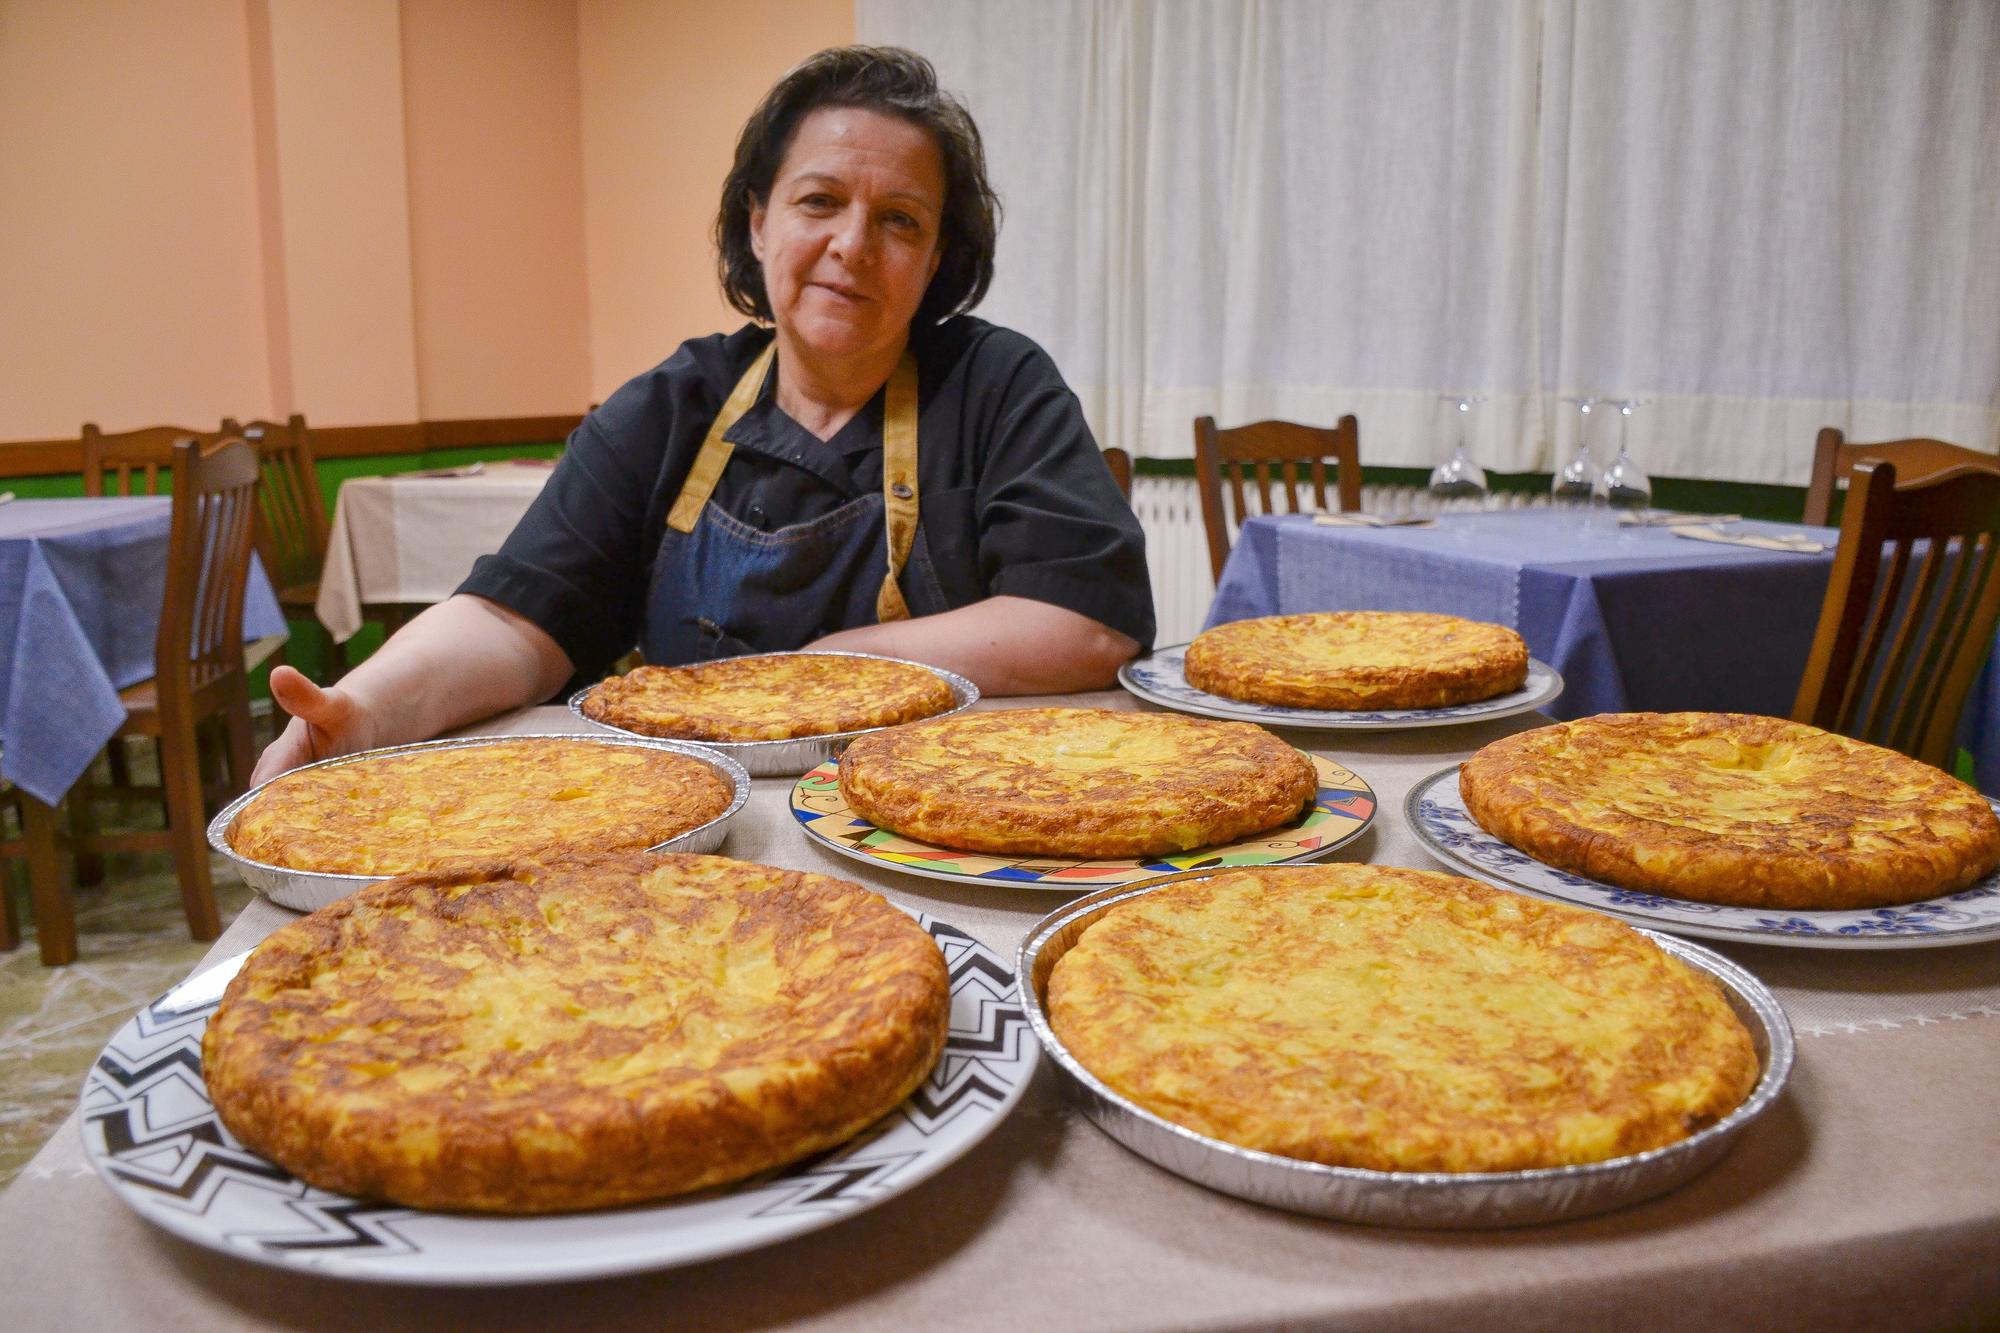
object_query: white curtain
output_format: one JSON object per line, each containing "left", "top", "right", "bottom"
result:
{"left": 858, "top": 0, "right": 2000, "bottom": 483}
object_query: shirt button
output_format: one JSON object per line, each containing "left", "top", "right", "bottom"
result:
{"left": 748, "top": 504, "right": 768, "bottom": 527}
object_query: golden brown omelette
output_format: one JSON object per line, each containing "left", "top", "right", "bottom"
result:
{"left": 1459, "top": 712, "right": 2000, "bottom": 909}
{"left": 1185, "top": 611, "right": 1529, "bottom": 709}
{"left": 837, "top": 707, "right": 1317, "bottom": 858}
{"left": 227, "top": 737, "right": 732, "bottom": 876}
{"left": 202, "top": 852, "right": 950, "bottom": 1213}
{"left": 1048, "top": 864, "right": 1759, "bottom": 1172}
{"left": 581, "top": 652, "right": 957, "bottom": 742}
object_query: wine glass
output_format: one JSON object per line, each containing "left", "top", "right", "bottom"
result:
{"left": 1428, "top": 395, "right": 1489, "bottom": 509}
{"left": 1552, "top": 396, "right": 1601, "bottom": 510}
{"left": 1592, "top": 398, "right": 1653, "bottom": 512}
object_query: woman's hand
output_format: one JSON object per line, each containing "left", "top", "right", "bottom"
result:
{"left": 250, "top": 667, "right": 380, "bottom": 785}
{"left": 247, "top": 595, "right": 576, "bottom": 785}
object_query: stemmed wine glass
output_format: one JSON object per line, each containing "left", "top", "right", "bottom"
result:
{"left": 1592, "top": 398, "right": 1653, "bottom": 512}
{"left": 1552, "top": 396, "right": 1601, "bottom": 510}
{"left": 1428, "top": 395, "right": 1489, "bottom": 509}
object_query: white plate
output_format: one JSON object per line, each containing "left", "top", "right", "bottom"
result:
{"left": 791, "top": 754, "right": 1376, "bottom": 890}
{"left": 79, "top": 914, "right": 1036, "bottom": 1285}
{"left": 1120, "top": 645, "right": 1563, "bottom": 730}
{"left": 1407, "top": 767, "right": 2000, "bottom": 949}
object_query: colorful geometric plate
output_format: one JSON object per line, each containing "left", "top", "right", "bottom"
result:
{"left": 791, "top": 754, "right": 1374, "bottom": 889}
{"left": 79, "top": 913, "right": 1036, "bottom": 1285}
{"left": 1407, "top": 766, "right": 2000, "bottom": 950}
{"left": 1119, "top": 645, "right": 1563, "bottom": 730}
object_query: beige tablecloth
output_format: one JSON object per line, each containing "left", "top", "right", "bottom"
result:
{"left": 315, "top": 463, "right": 551, "bottom": 641}
{"left": 4, "top": 694, "right": 1998, "bottom": 1330}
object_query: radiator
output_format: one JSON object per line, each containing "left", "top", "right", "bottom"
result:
{"left": 1128, "top": 476, "right": 1552, "bottom": 645}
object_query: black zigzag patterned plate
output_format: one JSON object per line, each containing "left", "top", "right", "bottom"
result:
{"left": 79, "top": 914, "right": 1036, "bottom": 1285}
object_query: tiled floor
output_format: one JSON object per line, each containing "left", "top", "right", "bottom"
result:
{"left": 0, "top": 853, "right": 253, "bottom": 1186}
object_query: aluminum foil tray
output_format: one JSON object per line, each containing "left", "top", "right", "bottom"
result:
{"left": 568, "top": 650, "right": 979, "bottom": 777}
{"left": 207, "top": 732, "right": 750, "bottom": 912}
{"left": 1018, "top": 870, "right": 1795, "bottom": 1228}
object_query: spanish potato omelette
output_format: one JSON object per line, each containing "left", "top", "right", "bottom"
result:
{"left": 201, "top": 852, "right": 950, "bottom": 1213}
{"left": 1047, "top": 864, "right": 1759, "bottom": 1172}
{"left": 837, "top": 707, "right": 1317, "bottom": 858}
{"left": 1459, "top": 712, "right": 2000, "bottom": 910}
{"left": 581, "top": 652, "right": 956, "bottom": 741}
{"left": 226, "top": 737, "right": 733, "bottom": 876}
{"left": 1184, "top": 611, "right": 1529, "bottom": 710}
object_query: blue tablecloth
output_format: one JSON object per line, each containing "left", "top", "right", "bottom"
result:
{"left": 1209, "top": 510, "right": 1999, "bottom": 792}
{"left": 0, "top": 498, "right": 286, "bottom": 805}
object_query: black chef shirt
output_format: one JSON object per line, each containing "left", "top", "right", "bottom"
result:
{"left": 459, "top": 316, "right": 1155, "bottom": 682}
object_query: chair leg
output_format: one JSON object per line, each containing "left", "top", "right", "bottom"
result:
{"left": 67, "top": 781, "right": 105, "bottom": 887}
{"left": 322, "top": 623, "right": 348, "bottom": 683}
{"left": 21, "top": 793, "right": 75, "bottom": 965}
{"left": 223, "top": 682, "right": 256, "bottom": 800}
{"left": 107, "top": 737, "right": 132, "bottom": 789}
{"left": 157, "top": 729, "right": 220, "bottom": 942}
{"left": 0, "top": 857, "right": 19, "bottom": 952}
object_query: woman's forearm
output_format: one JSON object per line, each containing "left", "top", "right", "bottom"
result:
{"left": 809, "top": 595, "right": 1138, "bottom": 695}
{"left": 333, "top": 595, "right": 575, "bottom": 744}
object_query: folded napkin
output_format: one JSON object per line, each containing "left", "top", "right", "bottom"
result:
{"left": 409, "top": 461, "right": 485, "bottom": 478}
{"left": 1672, "top": 524, "right": 1827, "bottom": 554}
{"left": 1619, "top": 510, "right": 1742, "bottom": 527}
{"left": 504, "top": 457, "right": 557, "bottom": 469}
{"left": 1311, "top": 512, "right": 1436, "bottom": 529}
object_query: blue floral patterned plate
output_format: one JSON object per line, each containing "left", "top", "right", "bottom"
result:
{"left": 1406, "top": 766, "right": 2000, "bottom": 949}
{"left": 1119, "top": 645, "right": 1563, "bottom": 730}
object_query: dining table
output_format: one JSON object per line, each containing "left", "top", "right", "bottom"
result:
{"left": 1208, "top": 509, "right": 2000, "bottom": 792}
{"left": 3, "top": 691, "right": 1997, "bottom": 1330}
{"left": 0, "top": 496, "right": 287, "bottom": 806}
{"left": 315, "top": 461, "right": 553, "bottom": 642}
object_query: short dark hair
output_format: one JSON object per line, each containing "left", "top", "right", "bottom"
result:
{"left": 715, "top": 46, "right": 1000, "bottom": 327}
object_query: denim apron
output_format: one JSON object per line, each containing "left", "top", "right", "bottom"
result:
{"left": 645, "top": 343, "right": 946, "bottom": 663}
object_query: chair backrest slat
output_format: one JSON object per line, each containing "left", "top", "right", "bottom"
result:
{"left": 234, "top": 414, "right": 327, "bottom": 590}
{"left": 158, "top": 437, "right": 262, "bottom": 704}
{"left": 1193, "top": 414, "right": 1362, "bottom": 583}
{"left": 1795, "top": 459, "right": 2000, "bottom": 769}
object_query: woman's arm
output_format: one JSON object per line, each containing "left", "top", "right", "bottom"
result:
{"left": 249, "top": 594, "right": 575, "bottom": 784}
{"left": 810, "top": 595, "right": 1138, "bottom": 695}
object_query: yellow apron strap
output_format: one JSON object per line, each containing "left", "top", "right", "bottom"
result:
{"left": 875, "top": 351, "right": 920, "bottom": 623}
{"left": 666, "top": 342, "right": 776, "bottom": 534}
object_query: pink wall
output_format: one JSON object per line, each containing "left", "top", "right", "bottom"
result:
{"left": 0, "top": 0, "right": 852, "bottom": 444}
{"left": 401, "top": 0, "right": 591, "bottom": 421}
{"left": 577, "top": 0, "right": 854, "bottom": 397}
{"left": 0, "top": 0, "right": 272, "bottom": 439}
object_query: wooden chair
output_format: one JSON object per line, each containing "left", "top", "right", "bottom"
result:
{"left": 31, "top": 437, "right": 263, "bottom": 962}
{"left": 1801, "top": 428, "right": 1998, "bottom": 527}
{"left": 235, "top": 414, "right": 344, "bottom": 687}
{"left": 1102, "top": 447, "right": 1133, "bottom": 499}
{"left": 1193, "top": 415, "right": 1361, "bottom": 582}
{"left": 1793, "top": 459, "right": 2000, "bottom": 770}
{"left": 81, "top": 421, "right": 236, "bottom": 496}
{"left": 0, "top": 783, "right": 25, "bottom": 951}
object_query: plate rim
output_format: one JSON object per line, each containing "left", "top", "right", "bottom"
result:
{"left": 1118, "top": 644, "right": 1564, "bottom": 730}
{"left": 788, "top": 754, "right": 1376, "bottom": 890}
{"left": 1404, "top": 765, "right": 2000, "bottom": 950}
{"left": 78, "top": 911, "right": 1037, "bottom": 1286}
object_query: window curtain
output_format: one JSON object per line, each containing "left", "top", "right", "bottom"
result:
{"left": 857, "top": 0, "right": 2000, "bottom": 483}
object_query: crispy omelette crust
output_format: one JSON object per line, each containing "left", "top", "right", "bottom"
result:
{"left": 202, "top": 852, "right": 949, "bottom": 1213}
{"left": 1185, "top": 611, "right": 1529, "bottom": 709}
{"left": 1460, "top": 713, "right": 2000, "bottom": 910}
{"left": 1049, "top": 864, "right": 1759, "bottom": 1172}
{"left": 227, "top": 738, "right": 731, "bottom": 876}
{"left": 582, "top": 653, "right": 956, "bottom": 742}
{"left": 838, "top": 707, "right": 1317, "bottom": 858}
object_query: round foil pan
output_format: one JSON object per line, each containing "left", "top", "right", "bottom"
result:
{"left": 206, "top": 732, "right": 751, "bottom": 912}
{"left": 567, "top": 650, "right": 979, "bottom": 777}
{"left": 1017, "top": 869, "right": 1795, "bottom": 1228}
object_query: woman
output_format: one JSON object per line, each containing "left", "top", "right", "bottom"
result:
{"left": 253, "top": 46, "right": 1152, "bottom": 782}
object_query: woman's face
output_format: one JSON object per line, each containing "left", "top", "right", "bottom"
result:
{"left": 750, "top": 107, "right": 946, "bottom": 368}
